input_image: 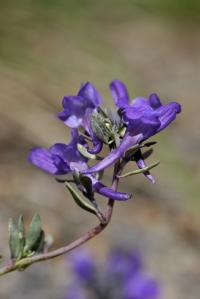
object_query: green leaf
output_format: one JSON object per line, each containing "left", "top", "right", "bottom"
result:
{"left": 143, "top": 141, "right": 157, "bottom": 147}
{"left": 17, "top": 214, "right": 25, "bottom": 260}
{"left": 124, "top": 144, "right": 140, "bottom": 159}
{"left": 24, "top": 213, "right": 42, "bottom": 254}
{"left": 73, "top": 169, "right": 81, "bottom": 184}
{"left": 118, "top": 161, "right": 160, "bottom": 178}
{"left": 79, "top": 174, "right": 93, "bottom": 198}
{"left": 8, "top": 218, "right": 20, "bottom": 259}
{"left": 65, "top": 181, "right": 97, "bottom": 215}
{"left": 65, "top": 182, "right": 106, "bottom": 223}
{"left": 36, "top": 230, "right": 45, "bottom": 253}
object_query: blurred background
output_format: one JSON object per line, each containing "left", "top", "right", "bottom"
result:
{"left": 0, "top": 1, "right": 200, "bottom": 298}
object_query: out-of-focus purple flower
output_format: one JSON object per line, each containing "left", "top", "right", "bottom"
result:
{"left": 28, "top": 129, "right": 131, "bottom": 201}
{"left": 70, "top": 248, "right": 96, "bottom": 282}
{"left": 107, "top": 249, "right": 142, "bottom": 281}
{"left": 123, "top": 272, "right": 160, "bottom": 299}
{"left": 65, "top": 248, "right": 161, "bottom": 299}
{"left": 64, "top": 283, "right": 87, "bottom": 299}
{"left": 58, "top": 82, "right": 102, "bottom": 132}
{"left": 82, "top": 80, "right": 181, "bottom": 175}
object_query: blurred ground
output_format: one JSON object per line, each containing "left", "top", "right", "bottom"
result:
{"left": 0, "top": 1, "right": 200, "bottom": 298}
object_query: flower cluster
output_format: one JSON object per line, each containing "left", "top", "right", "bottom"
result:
{"left": 65, "top": 248, "right": 160, "bottom": 299}
{"left": 29, "top": 80, "right": 181, "bottom": 215}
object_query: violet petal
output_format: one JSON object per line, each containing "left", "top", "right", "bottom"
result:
{"left": 78, "top": 82, "right": 102, "bottom": 106}
{"left": 156, "top": 102, "right": 181, "bottom": 132}
{"left": 28, "top": 147, "right": 69, "bottom": 175}
{"left": 58, "top": 95, "right": 94, "bottom": 128}
{"left": 148, "top": 93, "right": 162, "bottom": 109}
{"left": 110, "top": 79, "right": 130, "bottom": 108}
{"left": 70, "top": 248, "right": 95, "bottom": 282}
{"left": 124, "top": 272, "right": 160, "bottom": 299}
{"left": 134, "top": 149, "right": 155, "bottom": 184}
{"left": 90, "top": 176, "right": 132, "bottom": 201}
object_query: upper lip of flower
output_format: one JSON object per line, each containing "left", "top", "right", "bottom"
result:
{"left": 57, "top": 82, "right": 102, "bottom": 131}
{"left": 110, "top": 79, "right": 130, "bottom": 108}
{"left": 57, "top": 82, "right": 104, "bottom": 155}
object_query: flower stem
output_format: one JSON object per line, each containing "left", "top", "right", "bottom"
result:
{"left": 0, "top": 161, "right": 122, "bottom": 277}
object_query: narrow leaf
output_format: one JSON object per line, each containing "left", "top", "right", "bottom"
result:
{"left": 79, "top": 174, "right": 93, "bottom": 198}
{"left": 118, "top": 161, "right": 160, "bottom": 178}
{"left": 65, "top": 181, "right": 97, "bottom": 216}
{"left": 36, "top": 230, "right": 45, "bottom": 253}
{"left": 17, "top": 214, "right": 25, "bottom": 260}
{"left": 124, "top": 144, "right": 140, "bottom": 159}
{"left": 8, "top": 218, "right": 20, "bottom": 259}
{"left": 18, "top": 214, "right": 25, "bottom": 238}
{"left": 143, "top": 141, "right": 157, "bottom": 147}
{"left": 24, "top": 213, "right": 42, "bottom": 254}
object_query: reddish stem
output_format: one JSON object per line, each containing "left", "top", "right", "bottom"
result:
{"left": 0, "top": 161, "right": 121, "bottom": 276}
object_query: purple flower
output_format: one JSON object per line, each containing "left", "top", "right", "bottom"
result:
{"left": 123, "top": 272, "right": 160, "bottom": 299}
{"left": 28, "top": 129, "right": 88, "bottom": 175}
{"left": 58, "top": 82, "right": 103, "bottom": 154}
{"left": 107, "top": 249, "right": 142, "bottom": 281}
{"left": 70, "top": 248, "right": 96, "bottom": 282}
{"left": 123, "top": 94, "right": 181, "bottom": 138}
{"left": 28, "top": 129, "right": 131, "bottom": 201}
{"left": 58, "top": 82, "right": 102, "bottom": 132}
{"left": 82, "top": 80, "right": 181, "bottom": 175}
{"left": 65, "top": 248, "right": 161, "bottom": 299}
